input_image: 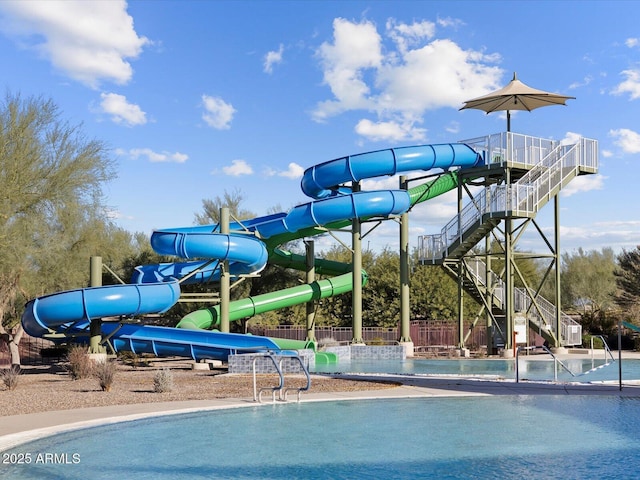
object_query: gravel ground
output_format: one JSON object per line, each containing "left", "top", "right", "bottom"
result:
{"left": 1, "top": 358, "right": 398, "bottom": 417}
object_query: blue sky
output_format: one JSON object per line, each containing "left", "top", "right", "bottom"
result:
{"left": 0, "top": 0, "right": 638, "bottom": 256}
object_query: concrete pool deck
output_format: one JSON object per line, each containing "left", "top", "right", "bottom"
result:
{"left": 2, "top": 349, "right": 640, "bottom": 452}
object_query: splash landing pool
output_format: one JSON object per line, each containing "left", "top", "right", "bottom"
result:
{"left": 3, "top": 395, "right": 640, "bottom": 480}
{"left": 313, "top": 356, "right": 639, "bottom": 383}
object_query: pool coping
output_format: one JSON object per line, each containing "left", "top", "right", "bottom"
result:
{"left": 2, "top": 372, "right": 640, "bottom": 452}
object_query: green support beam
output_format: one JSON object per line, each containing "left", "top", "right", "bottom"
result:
{"left": 88, "top": 256, "right": 106, "bottom": 354}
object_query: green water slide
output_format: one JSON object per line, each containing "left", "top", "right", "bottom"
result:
{"left": 176, "top": 172, "right": 461, "bottom": 336}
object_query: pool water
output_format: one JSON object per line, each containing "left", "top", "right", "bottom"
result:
{"left": 3, "top": 396, "right": 640, "bottom": 479}
{"left": 313, "top": 357, "right": 638, "bottom": 383}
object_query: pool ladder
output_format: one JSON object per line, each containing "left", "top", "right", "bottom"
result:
{"left": 252, "top": 353, "right": 311, "bottom": 403}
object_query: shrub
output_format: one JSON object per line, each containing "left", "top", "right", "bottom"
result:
{"left": 94, "top": 360, "right": 117, "bottom": 392}
{"left": 118, "top": 351, "right": 152, "bottom": 369}
{"left": 66, "top": 345, "right": 94, "bottom": 380}
{"left": 153, "top": 368, "right": 174, "bottom": 393}
{"left": 0, "top": 366, "right": 21, "bottom": 391}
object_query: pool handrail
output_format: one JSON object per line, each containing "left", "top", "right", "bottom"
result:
{"left": 279, "top": 355, "right": 311, "bottom": 402}
{"left": 515, "top": 345, "right": 575, "bottom": 383}
{"left": 590, "top": 335, "right": 616, "bottom": 365}
{"left": 252, "top": 352, "right": 311, "bottom": 403}
{"left": 253, "top": 354, "right": 284, "bottom": 403}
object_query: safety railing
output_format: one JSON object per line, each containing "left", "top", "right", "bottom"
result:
{"left": 252, "top": 353, "right": 311, "bottom": 403}
{"left": 462, "top": 132, "right": 558, "bottom": 167}
{"left": 418, "top": 134, "right": 598, "bottom": 263}
{"left": 590, "top": 335, "right": 616, "bottom": 365}
{"left": 516, "top": 339, "right": 615, "bottom": 383}
{"left": 515, "top": 346, "right": 575, "bottom": 382}
{"left": 460, "top": 256, "right": 581, "bottom": 346}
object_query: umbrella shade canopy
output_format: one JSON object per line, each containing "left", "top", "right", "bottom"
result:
{"left": 460, "top": 73, "right": 575, "bottom": 131}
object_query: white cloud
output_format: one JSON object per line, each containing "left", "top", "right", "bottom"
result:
{"left": 264, "top": 43, "right": 284, "bottom": 74}
{"left": 201, "top": 94, "right": 236, "bottom": 129}
{"left": 568, "top": 75, "right": 592, "bottom": 90}
{"left": 553, "top": 221, "right": 640, "bottom": 252}
{"left": 313, "top": 18, "right": 382, "bottom": 121}
{"left": 0, "top": 0, "right": 149, "bottom": 88}
{"left": 625, "top": 38, "right": 639, "bottom": 48}
{"left": 611, "top": 69, "right": 640, "bottom": 100}
{"left": 560, "top": 174, "right": 606, "bottom": 197}
{"left": 128, "top": 148, "right": 188, "bottom": 163}
{"left": 277, "top": 162, "right": 304, "bottom": 179}
{"left": 100, "top": 92, "right": 146, "bottom": 126}
{"left": 560, "top": 131, "right": 583, "bottom": 146}
{"left": 355, "top": 118, "right": 426, "bottom": 142}
{"left": 312, "top": 16, "right": 502, "bottom": 142}
{"left": 222, "top": 159, "right": 253, "bottom": 176}
{"left": 610, "top": 128, "right": 640, "bottom": 153}
{"left": 386, "top": 19, "right": 436, "bottom": 53}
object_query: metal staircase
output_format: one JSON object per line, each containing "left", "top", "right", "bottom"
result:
{"left": 442, "top": 257, "right": 582, "bottom": 346}
{"left": 419, "top": 133, "right": 598, "bottom": 347}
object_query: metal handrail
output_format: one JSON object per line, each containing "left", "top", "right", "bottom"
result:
{"left": 279, "top": 355, "right": 311, "bottom": 402}
{"left": 461, "top": 256, "right": 581, "bottom": 345}
{"left": 419, "top": 133, "right": 598, "bottom": 262}
{"left": 516, "top": 346, "right": 575, "bottom": 383}
{"left": 252, "top": 353, "right": 311, "bottom": 403}
{"left": 590, "top": 335, "right": 616, "bottom": 365}
{"left": 516, "top": 342, "right": 615, "bottom": 383}
{"left": 253, "top": 354, "right": 284, "bottom": 403}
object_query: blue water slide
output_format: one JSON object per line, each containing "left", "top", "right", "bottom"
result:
{"left": 102, "top": 323, "right": 281, "bottom": 361}
{"left": 301, "top": 143, "right": 482, "bottom": 199}
{"left": 22, "top": 281, "right": 280, "bottom": 360}
{"left": 132, "top": 228, "right": 268, "bottom": 284}
{"left": 21, "top": 142, "right": 484, "bottom": 361}
{"left": 255, "top": 190, "right": 411, "bottom": 239}
{"left": 22, "top": 281, "right": 181, "bottom": 338}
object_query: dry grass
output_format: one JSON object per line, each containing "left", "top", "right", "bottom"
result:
{"left": 0, "top": 357, "right": 398, "bottom": 417}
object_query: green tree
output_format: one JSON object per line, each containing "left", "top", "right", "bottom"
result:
{"left": 561, "top": 248, "right": 616, "bottom": 313}
{"left": 614, "top": 246, "right": 640, "bottom": 322}
{"left": 560, "top": 247, "right": 617, "bottom": 336}
{"left": 194, "top": 188, "right": 255, "bottom": 224}
{"left": 0, "top": 93, "right": 117, "bottom": 366}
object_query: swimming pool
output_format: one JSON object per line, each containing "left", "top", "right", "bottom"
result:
{"left": 3, "top": 395, "right": 640, "bottom": 479}
{"left": 313, "top": 357, "right": 638, "bottom": 383}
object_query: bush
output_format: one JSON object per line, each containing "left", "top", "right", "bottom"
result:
{"left": 94, "top": 360, "right": 117, "bottom": 392}
{"left": 66, "top": 345, "right": 94, "bottom": 380}
{"left": 0, "top": 366, "right": 21, "bottom": 391}
{"left": 118, "top": 351, "right": 152, "bottom": 369}
{"left": 153, "top": 368, "right": 174, "bottom": 393}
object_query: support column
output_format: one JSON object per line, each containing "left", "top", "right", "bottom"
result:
{"left": 88, "top": 256, "right": 106, "bottom": 355}
{"left": 305, "top": 240, "right": 316, "bottom": 343}
{"left": 504, "top": 218, "right": 513, "bottom": 356}
{"left": 351, "top": 181, "right": 364, "bottom": 344}
{"left": 458, "top": 262, "right": 465, "bottom": 348}
{"left": 485, "top": 235, "right": 494, "bottom": 355}
{"left": 456, "top": 181, "right": 465, "bottom": 350}
{"left": 554, "top": 196, "right": 562, "bottom": 349}
{"left": 220, "top": 207, "right": 230, "bottom": 333}
{"left": 399, "top": 176, "right": 413, "bottom": 357}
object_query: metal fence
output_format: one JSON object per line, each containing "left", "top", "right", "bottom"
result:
{"left": 250, "top": 321, "right": 487, "bottom": 348}
{"left": 0, "top": 334, "right": 61, "bottom": 367}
